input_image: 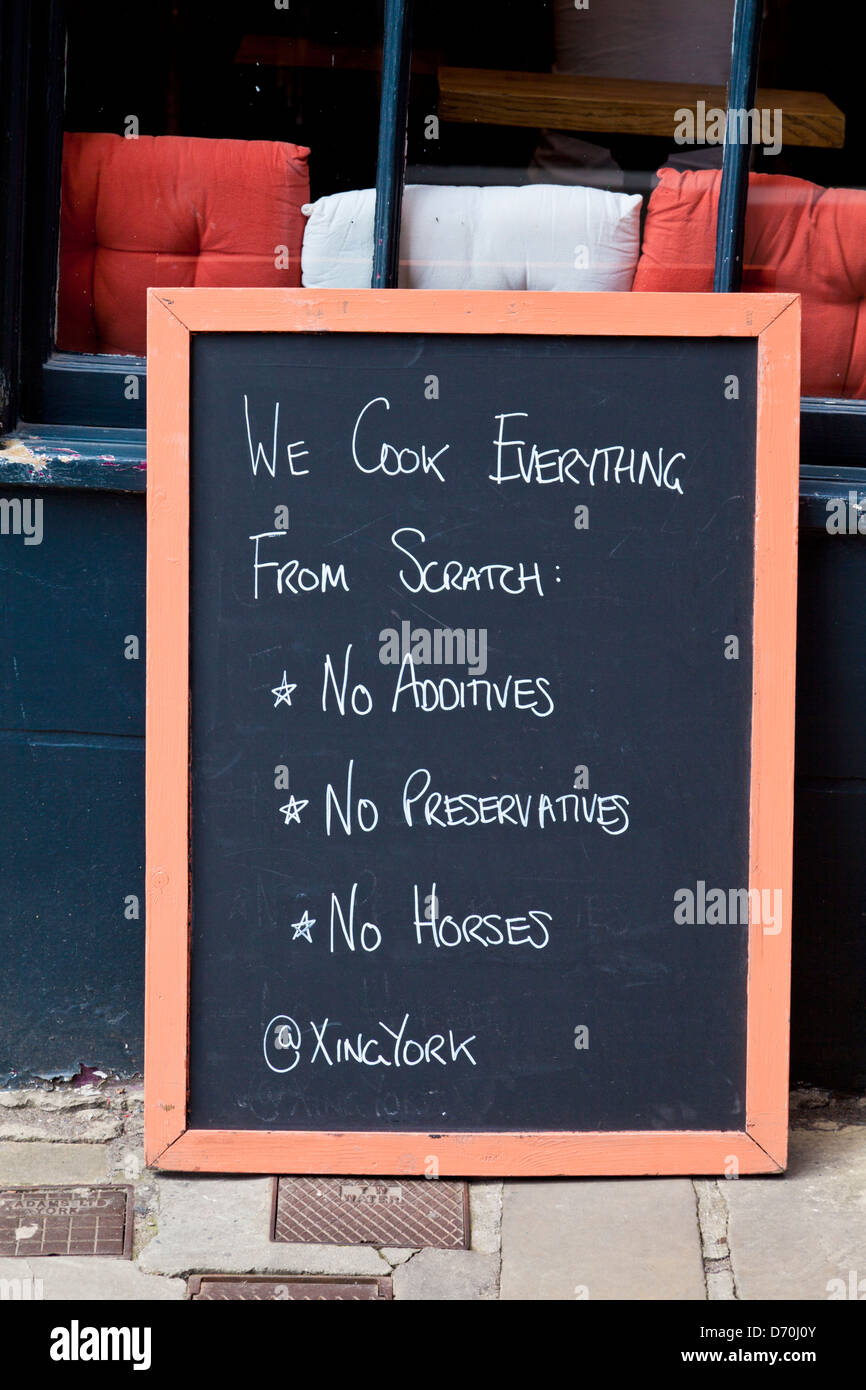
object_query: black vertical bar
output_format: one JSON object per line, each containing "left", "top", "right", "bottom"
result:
{"left": 0, "top": 0, "right": 30, "bottom": 432}
{"left": 713, "top": 0, "right": 764, "bottom": 292}
{"left": 19, "top": 0, "right": 66, "bottom": 422}
{"left": 372, "top": 0, "right": 413, "bottom": 289}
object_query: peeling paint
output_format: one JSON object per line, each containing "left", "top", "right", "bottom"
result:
{"left": 0, "top": 436, "right": 147, "bottom": 493}
{"left": 0, "top": 441, "right": 48, "bottom": 469}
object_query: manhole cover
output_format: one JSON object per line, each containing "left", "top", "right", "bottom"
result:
{"left": 188, "top": 1275, "right": 392, "bottom": 1300}
{"left": 272, "top": 1176, "right": 469, "bottom": 1249}
{"left": 0, "top": 1185, "right": 133, "bottom": 1258}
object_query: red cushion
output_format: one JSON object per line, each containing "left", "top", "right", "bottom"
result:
{"left": 57, "top": 133, "right": 310, "bottom": 355}
{"left": 634, "top": 168, "right": 866, "bottom": 399}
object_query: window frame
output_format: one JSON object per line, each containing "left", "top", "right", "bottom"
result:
{"left": 2, "top": 0, "right": 866, "bottom": 466}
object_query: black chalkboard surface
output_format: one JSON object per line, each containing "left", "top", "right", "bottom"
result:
{"left": 146, "top": 290, "right": 799, "bottom": 1175}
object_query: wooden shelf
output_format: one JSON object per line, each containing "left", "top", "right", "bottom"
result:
{"left": 438, "top": 68, "right": 845, "bottom": 149}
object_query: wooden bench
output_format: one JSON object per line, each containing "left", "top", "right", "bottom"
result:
{"left": 438, "top": 68, "right": 845, "bottom": 149}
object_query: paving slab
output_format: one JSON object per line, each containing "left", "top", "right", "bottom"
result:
{"left": 392, "top": 1249, "right": 500, "bottom": 1300}
{"left": 468, "top": 1181, "right": 503, "bottom": 1255}
{"left": 0, "top": 1109, "right": 121, "bottom": 1143}
{"left": 724, "top": 1127, "right": 866, "bottom": 1301}
{"left": 138, "top": 1175, "right": 391, "bottom": 1277}
{"left": 0, "top": 1257, "right": 185, "bottom": 1301}
{"left": 0, "top": 1141, "right": 111, "bottom": 1185}
{"left": 500, "top": 1178, "right": 705, "bottom": 1300}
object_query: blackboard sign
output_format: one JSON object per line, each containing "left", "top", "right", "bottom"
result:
{"left": 145, "top": 290, "right": 799, "bottom": 1175}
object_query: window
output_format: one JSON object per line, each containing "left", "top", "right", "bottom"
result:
{"left": 413, "top": 0, "right": 735, "bottom": 191}
{"left": 751, "top": 0, "right": 864, "bottom": 402}
{"left": 2, "top": 0, "right": 864, "bottom": 449}
{"left": 17, "top": 1, "right": 386, "bottom": 428}
{"left": 291, "top": 3, "right": 739, "bottom": 300}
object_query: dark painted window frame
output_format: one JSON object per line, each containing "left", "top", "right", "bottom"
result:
{"left": 1, "top": 0, "right": 864, "bottom": 483}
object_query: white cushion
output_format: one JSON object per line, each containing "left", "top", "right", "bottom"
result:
{"left": 301, "top": 184, "right": 642, "bottom": 292}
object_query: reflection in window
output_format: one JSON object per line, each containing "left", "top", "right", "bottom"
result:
{"left": 56, "top": 1, "right": 382, "bottom": 355}
{"left": 58, "top": 0, "right": 859, "bottom": 398}
{"left": 632, "top": 1, "right": 857, "bottom": 400}
{"left": 304, "top": 1, "right": 739, "bottom": 295}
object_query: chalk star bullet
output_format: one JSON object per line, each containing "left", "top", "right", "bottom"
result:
{"left": 278, "top": 795, "right": 308, "bottom": 826}
{"left": 290, "top": 910, "right": 316, "bottom": 943}
{"left": 271, "top": 671, "right": 297, "bottom": 708}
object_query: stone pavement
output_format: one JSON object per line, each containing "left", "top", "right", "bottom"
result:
{"left": 1, "top": 1083, "right": 864, "bottom": 1301}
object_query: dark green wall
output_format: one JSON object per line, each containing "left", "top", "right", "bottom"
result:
{"left": 1, "top": 471, "right": 864, "bottom": 1089}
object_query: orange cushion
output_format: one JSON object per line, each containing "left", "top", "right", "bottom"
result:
{"left": 634, "top": 167, "right": 866, "bottom": 399}
{"left": 57, "top": 133, "right": 310, "bottom": 355}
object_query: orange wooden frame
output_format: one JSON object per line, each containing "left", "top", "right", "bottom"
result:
{"left": 145, "top": 289, "right": 799, "bottom": 1175}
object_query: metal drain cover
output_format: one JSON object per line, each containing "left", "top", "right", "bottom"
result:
{"left": 0, "top": 1185, "right": 133, "bottom": 1258}
{"left": 188, "top": 1275, "right": 392, "bottom": 1300}
{"left": 272, "top": 1176, "right": 469, "bottom": 1249}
